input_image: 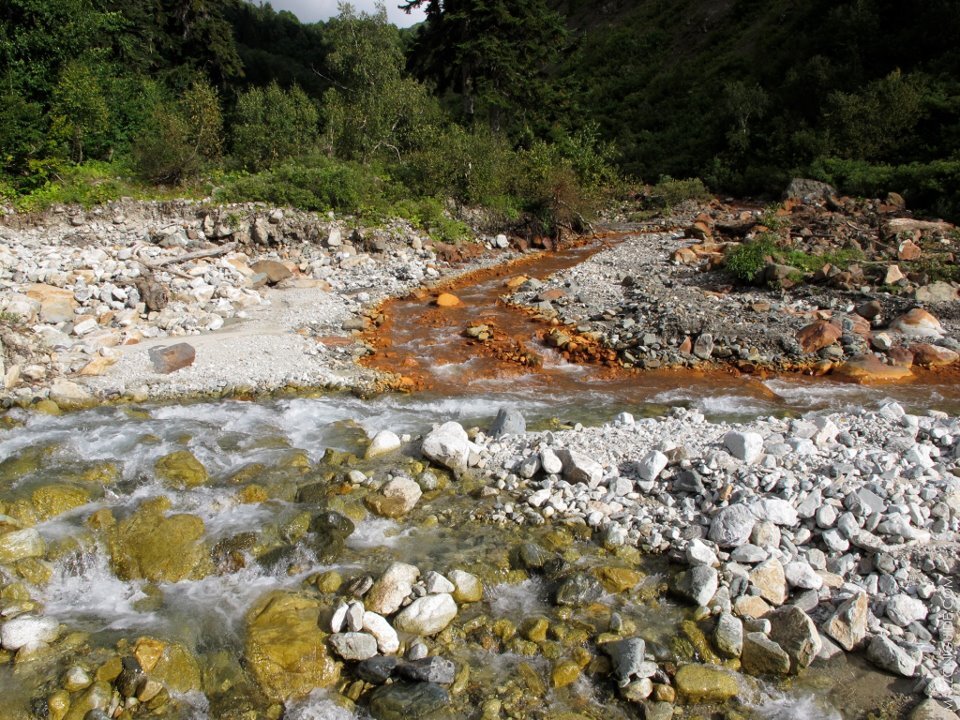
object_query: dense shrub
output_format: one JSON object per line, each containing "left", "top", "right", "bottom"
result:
{"left": 231, "top": 82, "right": 320, "bottom": 169}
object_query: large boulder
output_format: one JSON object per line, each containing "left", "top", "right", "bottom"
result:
{"left": 421, "top": 422, "right": 473, "bottom": 472}
{"left": 244, "top": 591, "right": 341, "bottom": 702}
{"left": 890, "top": 309, "right": 944, "bottom": 339}
{"left": 107, "top": 497, "right": 212, "bottom": 582}
{"left": 767, "top": 605, "right": 822, "bottom": 672}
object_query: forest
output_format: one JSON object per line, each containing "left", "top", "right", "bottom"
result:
{"left": 1, "top": 0, "right": 958, "bottom": 226}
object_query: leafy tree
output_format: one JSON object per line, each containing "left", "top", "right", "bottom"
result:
{"left": 400, "top": 0, "right": 569, "bottom": 135}
{"left": 49, "top": 61, "right": 111, "bottom": 162}
{"left": 322, "top": 3, "right": 439, "bottom": 161}
{"left": 232, "top": 82, "right": 320, "bottom": 168}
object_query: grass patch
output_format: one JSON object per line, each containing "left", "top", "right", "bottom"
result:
{"left": 725, "top": 233, "right": 864, "bottom": 284}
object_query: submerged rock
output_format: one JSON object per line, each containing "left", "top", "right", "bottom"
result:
{"left": 0, "top": 528, "right": 46, "bottom": 563}
{"left": 368, "top": 681, "right": 450, "bottom": 720}
{"left": 154, "top": 450, "right": 208, "bottom": 488}
{"left": 244, "top": 591, "right": 341, "bottom": 702}
{"left": 674, "top": 664, "right": 739, "bottom": 703}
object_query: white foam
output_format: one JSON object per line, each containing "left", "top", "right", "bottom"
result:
{"left": 347, "top": 518, "right": 409, "bottom": 549}
{"left": 487, "top": 578, "right": 549, "bottom": 618}
{"left": 752, "top": 692, "right": 842, "bottom": 720}
{"left": 285, "top": 690, "right": 367, "bottom": 720}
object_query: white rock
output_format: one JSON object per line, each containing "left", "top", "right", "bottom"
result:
{"left": 422, "top": 422, "right": 473, "bottom": 472}
{"left": 556, "top": 447, "right": 604, "bottom": 487}
{"left": 366, "top": 430, "right": 401, "bottom": 459}
{"left": 423, "top": 571, "right": 455, "bottom": 595}
{"left": 362, "top": 611, "right": 399, "bottom": 654}
{"left": 885, "top": 594, "right": 928, "bottom": 627}
{"left": 754, "top": 498, "right": 798, "bottom": 526}
{"left": 637, "top": 450, "right": 668, "bottom": 482}
{"left": 724, "top": 431, "right": 764, "bottom": 463}
{"left": 785, "top": 561, "right": 823, "bottom": 590}
{"left": 392, "top": 593, "right": 458, "bottom": 636}
{"left": 685, "top": 539, "right": 718, "bottom": 567}
{"left": 540, "top": 448, "right": 564, "bottom": 475}
{"left": 366, "top": 562, "right": 420, "bottom": 615}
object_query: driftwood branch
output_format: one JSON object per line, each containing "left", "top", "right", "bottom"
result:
{"left": 147, "top": 242, "right": 237, "bottom": 268}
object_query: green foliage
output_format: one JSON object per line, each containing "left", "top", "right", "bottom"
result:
{"left": 49, "top": 61, "right": 110, "bottom": 163}
{"left": 391, "top": 197, "right": 471, "bottom": 243}
{"left": 216, "top": 158, "right": 392, "bottom": 214}
{"left": 725, "top": 233, "right": 864, "bottom": 284}
{"left": 725, "top": 235, "right": 778, "bottom": 284}
{"left": 649, "top": 177, "right": 711, "bottom": 208}
{"left": 13, "top": 161, "right": 136, "bottom": 212}
{"left": 231, "top": 82, "right": 320, "bottom": 169}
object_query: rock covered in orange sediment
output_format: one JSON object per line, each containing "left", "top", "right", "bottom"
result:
{"left": 435, "top": 293, "right": 462, "bottom": 308}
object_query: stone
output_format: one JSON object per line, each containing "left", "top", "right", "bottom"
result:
{"left": 31, "top": 484, "right": 91, "bottom": 521}
{"left": 366, "top": 562, "right": 420, "bottom": 615}
{"left": 911, "top": 343, "right": 959, "bottom": 368}
{"left": 754, "top": 498, "right": 798, "bottom": 526}
{"left": 398, "top": 656, "right": 456, "bottom": 685}
{"left": 674, "top": 664, "right": 740, "bottom": 703}
{"left": 833, "top": 355, "right": 913, "bottom": 383}
{"left": 328, "top": 632, "right": 379, "bottom": 661}
{"left": 866, "top": 635, "right": 917, "bottom": 677}
{"left": 767, "top": 605, "right": 822, "bottom": 672}
{"left": 785, "top": 561, "right": 822, "bottom": 590}
{"left": 393, "top": 593, "right": 458, "bottom": 636}
{"left": 368, "top": 681, "right": 449, "bottom": 720}
{"left": 886, "top": 594, "right": 928, "bottom": 627}
{"left": 489, "top": 408, "right": 525, "bottom": 436}
{"left": 363, "top": 612, "right": 400, "bottom": 655}
{"left": 367, "top": 476, "right": 422, "bottom": 518}
{"left": 108, "top": 497, "right": 212, "bottom": 582}
{"left": 0, "top": 528, "right": 46, "bottom": 563}
{"left": 602, "top": 637, "right": 647, "bottom": 686}
{"left": 909, "top": 700, "right": 958, "bottom": 720}
{"left": 26, "top": 284, "right": 77, "bottom": 324}
{"left": 154, "top": 450, "right": 208, "bottom": 488}
{"left": 540, "top": 448, "right": 564, "bottom": 475}
{"left": 735, "top": 595, "right": 772, "bottom": 619}
{"left": 676, "top": 565, "right": 718, "bottom": 607}
{"left": 1, "top": 615, "right": 59, "bottom": 650}
{"left": 149, "top": 343, "right": 196, "bottom": 374}
{"left": 741, "top": 632, "right": 791, "bottom": 676}
{"left": 823, "top": 592, "right": 868, "bottom": 651}
{"left": 693, "top": 333, "right": 714, "bottom": 360}
{"left": 557, "top": 447, "right": 605, "bottom": 487}
{"left": 244, "top": 591, "right": 341, "bottom": 702}
{"left": 724, "top": 431, "right": 764, "bottom": 463}
{"left": 136, "top": 278, "right": 168, "bottom": 312}
{"left": 885, "top": 265, "right": 905, "bottom": 284}
{"left": 555, "top": 572, "right": 604, "bottom": 606}
{"left": 358, "top": 656, "right": 400, "bottom": 684}
{"left": 749, "top": 558, "right": 787, "bottom": 606}
{"left": 435, "top": 293, "right": 461, "bottom": 307}
{"left": 890, "top": 308, "right": 944, "bottom": 339}
{"left": 784, "top": 178, "right": 836, "bottom": 203}
{"left": 423, "top": 571, "right": 455, "bottom": 595}
{"left": 595, "top": 566, "right": 643, "bottom": 593}
{"left": 685, "top": 539, "right": 718, "bottom": 567}
{"left": 366, "top": 431, "right": 402, "bottom": 459}
{"left": 421, "top": 422, "right": 472, "bottom": 472}
{"left": 898, "top": 239, "right": 922, "bottom": 261}
{"left": 637, "top": 450, "right": 669, "bottom": 482}
{"left": 250, "top": 260, "right": 292, "bottom": 284}
{"left": 552, "top": 659, "right": 581, "bottom": 688}
{"left": 48, "top": 380, "right": 92, "bottom": 408}
{"left": 797, "top": 321, "right": 842, "bottom": 353}
{"left": 916, "top": 281, "right": 959, "bottom": 304}
{"left": 709, "top": 504, "right": 756, "bottom": 547}
{"left": 448, "top": 569, "right": 482, "bottom": 603}
{"left": 714, "top": 613, "right": 743, "bottom": 658}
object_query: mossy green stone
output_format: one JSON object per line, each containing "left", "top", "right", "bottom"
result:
{"left": 674, "top": 664, "right": 740, "bottom": 704}
{"left": 155, "top": 450, "right": 208, "bottom": 488}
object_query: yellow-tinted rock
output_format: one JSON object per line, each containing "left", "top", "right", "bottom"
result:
{"left": 521, "top": 617, "right": 549, "bottom": 643}
{"left": 552, "top": 659, "right": 581, "bottom": 688}
{"left": 34, "top": 399, "right": 61, "bottom": 416}
{"left": 48, "top": 690, "right": 71, "bottom": 720}
{"left": 16, "top": 557, "right": 53, "bottom": 585}
{"left": 31, "top": 484, "right": 92, "bottom": 521}
{"left": 239, "top": 485, "right": 269, "bottom": 504}
{"left": 108, "top": 497, "right": 212, "bottom": 582}
{"left": 95, "top": 655, "right": 123, "bottom": 682}
{"left": 66, "top": 462, "right": 121, "bottom": 485}
{"left": 154, "top": 450, "right": 208, "bottom": 488}
{"left": 832, "top": 355, "right": 913, "bottom": 384}
{"left": 435, "top": 293, "right": 461, "bottom": 307}
{"left": 150, "top": 641, "right": 202, "bottom": 693}
{"left": 134, "top": 637, "right": 166, "bottom": 672}
{"left": 595, "top": 566, "right": 643, "bottom": 593}
{"left": 674, "top": 663, "right": 740, "bottom": 703}
{"left": 63, "top": 681, "right": 112, "bottom": 720}
{"left": 244, "top": 591, "right": 341, "bottom": 702}
{"left": 316, "top": 570, "right": 343, "bottom": 594}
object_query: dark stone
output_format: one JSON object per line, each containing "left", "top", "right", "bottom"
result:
{"left": 516, "top": 542, "right": 550, "bottom": 572}
{"left": 136, "top": 277, "right": 169, "bottom": 312}
{"left": 116, "top": 656, "right": 144, "bottom": 697}
{"left": 397, "top": 656, "right": 456, "bottom": 685}
{"left": 489, "top": 408, "right": 525, "bottom": 437}
{"left": 308, "top": 528, "right": 346, "bottom": 563}
{"left": 310, "top": 510, "right": 355, "bottom": 539}
{"left": 345, "top": 574, "right": 374, "bottom": 598}
{"left": 554, "top": 572, "right": 604, "bottom": 607}
{"left": 368, "top": 681, "right": 450, "bottom": 720}
{"left": 673, "top": 469, "right": 705, "bottom": 495}
{"left": 149, "top": 342, "right": 195, "bottom": 374}
{"left": 357, "top": 656, "right": 401, "bottom": 684}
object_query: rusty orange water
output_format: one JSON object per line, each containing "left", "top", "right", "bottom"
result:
{"left": 362, "top": 237, "right": 960, "bottom": 418}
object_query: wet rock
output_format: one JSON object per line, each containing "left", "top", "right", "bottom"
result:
{"left": 62, "top": 681, "right": 112, "bottom": 720}
{"left": 0, "top": 615, "right": 59, "bottom": 650}
{"left": 602, "top": 637, "right": 647, "bottom": 686}
{"left": 557, "top": 447, "right": 604, "bottom": 487}
{"left": 365, "top": 430, "right": 402, "bottom": 459}
{"left": 366, "top": 562, "right": 420, "bottom": 615}
{"left": 517, "top": 542, "right": 552, "bottom": 572}
{"left": 149, "top": 343, "right": 196, "bottom": 374}
{"left": 866, "top": 635, "right": 917, "bottom": 677}
{"left": 244, "top": 591, "right": 341, "bottom": 701}
{"left": 358, "top": 656, "right": 400, "bottom": 684}
{"left": 0, "top": 528, "right": 46, "bottom": 563}
{"left": 108, "top": 497, "right": 212, "bottom": 582}
{"left": 249, "top": 260, "right": 292, "bottom": 285}
{"left": 448, "top": 569, "right": 483, "bottom": 603}
{"left": 741, "top": 632, "right": 791, "bottom": 676}
{"left": 714, "top": 613, "right": 743, "bottom": 658}
{"left": 31, "top": 484, "right": 91, "bottom": 521}
{"left": 674, "top": 664, "right": 740, "bottom": 703}
{"left": 709, "top": 504, "right": 756, "bottom": 547}
{"left": 749, "top": 558, "right": 787, "bottom": 606}
{"left": 890, "top": 308, "right": 944, "bottom": 339}
{"left": 595, "top": 566, "right": 643, "bottom": 593}
{"left": 154, "top": 450, "right": 208, "bottom": 488}
{"left": 48, "top": 379, "right": 92, "bottom": 408}
{"left": 435, "top": 293, "right": 461, "bottom": 307}
{"left": 368, "top": 681, "right": 450, "bottom": 720}
{"left": 823, "top": 592, "right": 868, "bottom": 651}
{"left": 675, "top": 565, "right": 718, "bottom": 607}
{"left": 398, "top": 656, "right": 456, "bottom": 685}
{"left": 489, "top": 408, "right": 525, "bottom": 436}
{"left": 393, "top": 593, "right": 458, "bottom": 635}
{"left": 329, "top": 632, "right": 379, "bottom": 661}
{"left": 310, "top": 511, "right": 355, "bottom": 540}
{"left": 116, "top": 656, "right": 145, "bottom": 698}
{"left": 421, "top": 422, "right": 472, "bottom": 472}
{"left": 767, "top": 605, "right": 822, "bottom": 672}
{"left": 555, "top": 572, "right": 604, "bottom": 606}
{"left": 724, "top": 431, "right": 764, "bottom": 463}
{"left": 833, "top": 355, "right": 913, "bottom": 383}
{"left": 366, "top": 476, "right": 422, "bottom": 518}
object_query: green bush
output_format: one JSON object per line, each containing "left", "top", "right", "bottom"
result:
{"left": 725, "top": 235, "right": 777, "bottom": 283}
{"left": 231, "top": 82, "right": 320, "bottom": 169}
{"left": 391, "top": 197, "right": 470, "bottom": 243}
{"left": 649, "top": 176, "right": 711, "bottom": 208}
{"left": 725, "top": 232, "right": 864, "bottom": 284}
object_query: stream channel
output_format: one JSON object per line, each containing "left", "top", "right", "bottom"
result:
{"left": 1, "top": 237, "right": 956, "bottom": 720}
